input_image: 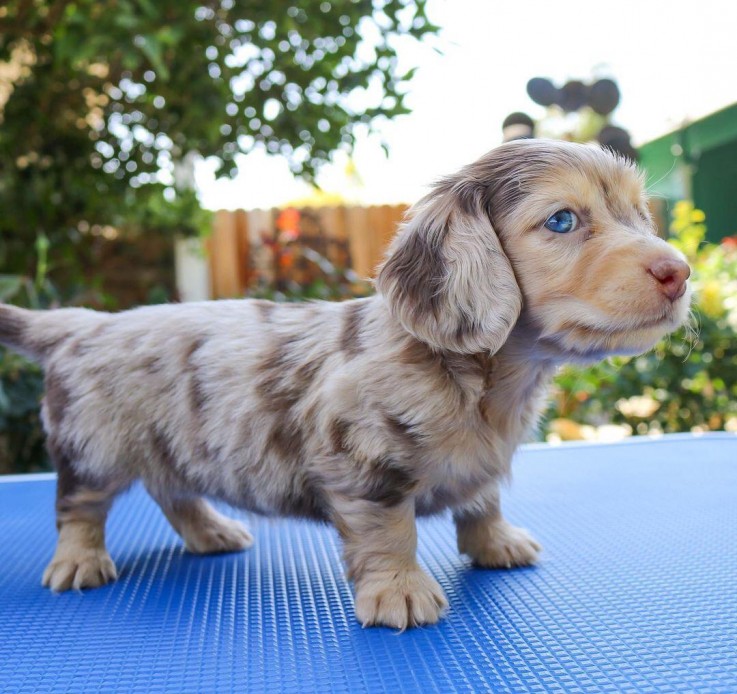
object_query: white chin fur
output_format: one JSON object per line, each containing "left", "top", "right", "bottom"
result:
{"left": 540, "top": 314, "right": 689, "bottom": 364}
{"left": 535, "top": 287, "right": 692, "bottom": 363}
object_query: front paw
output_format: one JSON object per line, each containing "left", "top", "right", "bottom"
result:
{"left": 42, "top": 549, "right": 118, "bottom": 592}
{"left": 354, "top": 568, "right": 448, "bottom": 629}
{"left": 462, "top": 522, "right": 542, "bottom": 569}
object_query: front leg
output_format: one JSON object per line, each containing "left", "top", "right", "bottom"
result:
{"left": 453, "top": 482, "right": 542, "bottom": 568}
{"left": 332, "top": 496, "right": 447, "bottom": 629}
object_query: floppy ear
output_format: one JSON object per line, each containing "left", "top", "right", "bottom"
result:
{"left": 376, "top": 177, "right": 522, "bottom": 354}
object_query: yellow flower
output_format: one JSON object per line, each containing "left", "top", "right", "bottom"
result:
{"left": 698, "top": 280, "right": 725, "bottom": 318}
{"left": 690, "top": 209, "right": 706, "bottom": 223}
{"left": 673, "top": 200, "right": 692, "bottom": 216}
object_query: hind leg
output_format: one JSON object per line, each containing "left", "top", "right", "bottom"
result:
{"left": 147, "top": 490, "right": 253, "bottom": 555}
{"left": 43, "top": 445, "right": 123, "bottom": 592}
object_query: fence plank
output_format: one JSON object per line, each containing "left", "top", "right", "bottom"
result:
{"left": 345, "top": 206, "right": 373, "bottom": 279}
{"left": 208, "top": 210, "right": 242, "bottom": 298}
{"left": 320, "top": 206, "right": 347, "bottom": 240}
{"left": 247, "top": 208, "right": 275, "bottom": 286}
{"left": 385, "top": 205, "right": 406, "bottom": 246}
{"left": 234, "top": 208, "right": 251, "bottom": 290}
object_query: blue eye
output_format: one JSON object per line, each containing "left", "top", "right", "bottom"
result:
{"left": 544, "top": 209, "right": 578, "bottom": 233}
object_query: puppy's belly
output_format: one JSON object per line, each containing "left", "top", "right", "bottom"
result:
{"left": 182, "top": 457, "right": 330, "bottom": 523}
{"left": 414, "top": 475, "right": 497, "bottom": 517}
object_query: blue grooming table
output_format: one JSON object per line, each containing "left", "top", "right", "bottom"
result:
{"left": 1, "top": 433, "right": 736, "bottom": 693}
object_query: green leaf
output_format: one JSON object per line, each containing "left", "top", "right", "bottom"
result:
{"left": 137, "top": 35, "right": 171, "bottom": 81}
{"left": 0, "top": 275, "right": 23, "bottom": 302}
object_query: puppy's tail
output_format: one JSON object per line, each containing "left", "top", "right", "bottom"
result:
{"left": 0, "top": 303, "right": 85, "bottom": 364}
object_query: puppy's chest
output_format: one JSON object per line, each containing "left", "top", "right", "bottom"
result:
{"left": 417, "top": 358, "right": 552, "bottom": 510}
{"left": 445, "top": 352, "right": 550, "bottom": 439}
{"left": 482, "top": 354, "right": 553, "bottom": 429}
{"left": 419, "top": 412, "right": 511, "bottom": 499}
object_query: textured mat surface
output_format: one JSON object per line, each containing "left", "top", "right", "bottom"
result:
{"left": 1, "top": 433, "right": 736, "bottom": 693}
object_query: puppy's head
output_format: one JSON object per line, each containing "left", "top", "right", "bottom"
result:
{"left": 377, "top": 139, "right": 691, "bottom": 359}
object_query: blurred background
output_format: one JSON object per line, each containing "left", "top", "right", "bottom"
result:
{"left": 1, "top": 0, "right": 736, "bottom": 473}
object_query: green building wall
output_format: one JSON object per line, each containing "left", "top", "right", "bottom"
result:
{"left": 639, "top": 103, "right": 737, "bottom": 242}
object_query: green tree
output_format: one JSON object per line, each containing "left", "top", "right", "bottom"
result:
{"left": 0, "top": 0, "right": 437, "bottom": 278}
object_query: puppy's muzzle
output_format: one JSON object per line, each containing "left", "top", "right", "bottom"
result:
{"left": 647, "top": 257, "right": 691, "bottom": 302}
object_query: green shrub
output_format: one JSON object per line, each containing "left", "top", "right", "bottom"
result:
{"left": 0, "top": 265, "right": 55, "bottom": 473}
{"left": 0, "top": 349, "right": 45, "bottom": 474}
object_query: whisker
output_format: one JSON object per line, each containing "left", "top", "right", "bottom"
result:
{"left": 645, "top": 158, "right": 678, "bottom": 194}
{"left": 680, "top": 309, "right": 700, "bottom": 361}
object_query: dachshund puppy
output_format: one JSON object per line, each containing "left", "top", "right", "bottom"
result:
{"left": 0, "top": 140, "right": 691, "bottom": 629}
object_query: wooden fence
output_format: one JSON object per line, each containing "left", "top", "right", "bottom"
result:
{"left": 206, "top": 204, "right": 408, "bottom": 298}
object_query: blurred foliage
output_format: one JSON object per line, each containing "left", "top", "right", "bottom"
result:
{"left": 0, "top": 236, "right": 58, "bottom": 474}
{"left": 0, "top": 0, "right": 436, "bottom": 280}
{"left": 0, "top": 346, "right": 45, "bottom": 474}
{"left": 546, "top": 202, "right": 737, "bottom": 440}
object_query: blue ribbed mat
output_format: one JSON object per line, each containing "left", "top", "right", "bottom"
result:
{"left": 1, "top": 433, "right": 736, "bottom": 693}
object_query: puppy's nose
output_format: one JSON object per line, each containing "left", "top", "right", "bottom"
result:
{"left": 648, "top": 257, "right": 690, "bottom": 301}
